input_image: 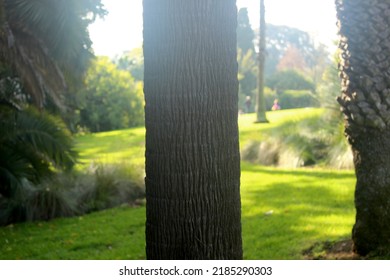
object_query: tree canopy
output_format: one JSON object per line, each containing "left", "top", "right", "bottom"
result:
{"left": 79, "top": 56, "right": 144, "bottom": 132}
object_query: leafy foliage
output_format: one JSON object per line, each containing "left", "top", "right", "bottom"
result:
{"left": 79, "top": 57, "right": 144, "bottom": 132}
{"left": 237, "top": 8, "right": 257, "bottom": 113}
{"left": 115, "top": 48, "right": 144, "bottom": 82}
{"left": 75, "top": 164, "right": 144, "bottom": 213}
{"left": 317, "top": 51, "right": 342, "bottom": 110}
{"left": 266, "top": 70, "right": 315, "bottom": 93}
{"left": 265, "top": 24, "right": 318, "bottom": 76}
{"left": 277, "top": 45, "right": 307, "bottom": 72}
{"left": 237, "top": 8, "right": 255, "bottom": 54}
{"left": 0, "top": 0, "right": 106, "bottom": 108}
{"left": 238, "top": 48, "right": 257, "bottom": 112}
{"left": 278, "top": 90, "right": 319, "bottom": 109}
{"left": 0, "top": 106, "right": 77, "bottom": 197}
{"left": 0, "top": 163, "right": 145, "bottom": 226}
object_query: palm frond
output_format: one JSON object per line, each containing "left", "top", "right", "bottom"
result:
{"left": 0, "top": 29, "right": 67, "bottom": 108}
{"left": 0, "top": 105, "right": 78, "bottom": 196}
{"left": 13, "top": 107, "right": 78, "bottom": 169}
{"left": 0, "top": 0, "right": 106, "bottom": 109}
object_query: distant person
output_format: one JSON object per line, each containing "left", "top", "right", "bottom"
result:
{"left": 245, "top": 96, "right": 251, "bottom": 113}
{"left": 272, "top": 99, "right": 281, "bottom": 111}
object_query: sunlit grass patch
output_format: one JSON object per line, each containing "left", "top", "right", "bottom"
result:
{"left": 0, "top": 207, "right": 146, "bottom": 260}
{"left": 240, "top": 163, "right": 355, "bottom": 259}
{"left": 75, "top": 127, "right": 145, "bottom": 169}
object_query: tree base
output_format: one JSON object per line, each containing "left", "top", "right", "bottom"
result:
{"left": 254, "top": 119, "right": 269, "bottom": 124}
{"left": 351, "top": 129, "right": 390, "bottom": 256}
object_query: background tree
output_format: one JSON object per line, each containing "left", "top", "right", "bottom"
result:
{"left": 255, "top": 0, "right": 268, "bottom": 123}
{"left": 237, "top": 48, "right": 257, "bottom": 112}
{"left": 336, "top": 0, "right": 390, "bottom": 255}
{"left": 277, "top": 45, "right": 307, "bottom": 73}
{"left": 115, "top": 48, "right": 144, "bottom": 82}
{"left": 264, "top": 24, "right": 317, "bottom": 77}
{"left": 266, "top": 70, "right": 315, "bottom": 94}
{"left": 237, "top": 8, "right": 257, "bottom": 112}
{"left": 79, "top": 56, "right": 144, "bottom": 132}
{"left": 237, "top": 8, "right": 255, "bottom": 54}
{"left": 143, "top": 0, "right": 242, "bottom": 259}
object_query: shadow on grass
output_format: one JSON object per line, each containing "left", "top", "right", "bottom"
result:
{"left": 241, "top": 163, "right": 356, "bottom": 259}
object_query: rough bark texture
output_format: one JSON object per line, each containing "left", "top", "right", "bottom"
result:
{"left": 143, "top": 0, "right": 242, "bottom": 259}
{"left": 255, "top": 0, "right": 268, "bottom": 123}
{"left": 336, "top": 0, "right": 390, "bottom": 255}
{"left": 351, "top": 130, "right": 390, "bottom": 255}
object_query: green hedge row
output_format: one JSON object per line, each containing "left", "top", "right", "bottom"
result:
{"left": 265, "top": 89, "right": 319, "bottom": 110}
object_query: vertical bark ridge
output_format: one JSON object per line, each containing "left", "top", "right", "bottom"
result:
{"left": 143, "top": 0, "right": 242, "bottom": 259}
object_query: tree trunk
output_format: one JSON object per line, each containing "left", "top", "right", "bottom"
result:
{"left": 143, "top": 0, "right": 242, "bottom": 259}
{"left": 255, "top": 0, "right": 268, "bottom": 123}
{"left": 336, "top": 0, "right": 390, "bottom": 255}
{"left": 351, "top": 129, "right": 390, "bottom": 255}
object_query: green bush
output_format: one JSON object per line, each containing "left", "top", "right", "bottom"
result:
{"left": 278, "top": 90, "right": 319, "bottom": 110}
{"left": 0, "top": 106, "right": 78, "bottom": 195}
{"left": 266, "top": 70, "right": 315, "bottom": 92}
{"left": 0, "top": 164, "right": 145, "bottom": 226}
{"left": 79, "top": 57, "right": 144, "bottom": 132}
{"left": 263, "top": 88, "right": 278, "bottom": 111}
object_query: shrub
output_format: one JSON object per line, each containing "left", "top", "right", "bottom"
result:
{"left": 26, "top": 180, "right": 79, "bottom": 221}
{"left": 266, "top": 70, "right": 315, "bottom": 93}
{"left": 0, "top": 106, "right": 77, "bottom": 198}
{"left": 0, "top": 176, "right": 78, "bottom": 226}
{"left": 241, "top": 110, "right": 352, "bottom": 169}
{"left": 263, "top": 88, "right": 278, "bottom": 111}
{"left": 241, "top": 140, "right": 279, "bottom": 166}
{"left": 0, "top": 163, "right": 145, "bottom": 226}
{"left": 279, "top": 90, "right": 319, "bottom": 109}
{"left": 74, "top": 163, "right": 145, "bottom": 214}
{"left": 0, "top": 180, "right": 31, "bottom": 226}
{"left": 79, "top": 57, "right": 145, "bottom": 132}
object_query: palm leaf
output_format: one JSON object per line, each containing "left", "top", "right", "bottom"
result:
{"left": 13, "top": 107, "right": 78, "bottom": 169}
{"left": 0, "top": 105, "right": 78, "bottom": 197}
{"left": 0, "top": 0, "right": 106, "bottom": 108}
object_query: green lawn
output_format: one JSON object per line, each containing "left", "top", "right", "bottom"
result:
{"left": 0, "top": 108, "right": 356, "bottom": 259}
{"left": 75, "top": 126, "right": 146, "bottom": 169}
{"left": 241, "top": 163, "right": 354, "bottom": 259}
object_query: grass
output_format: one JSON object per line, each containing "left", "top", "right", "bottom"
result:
{"left": 241, "top": 163, "right": 354, "bottom": 259}
{"left": 0, "top": 207, "right": 146, "bottom": 260}
{"left": 75, "top": 126, "right": 146, "bottom": 169}
{"left": 239, "top": 108, "right": 324, "bottom": 148}
{"left": 0, "top": 108, "right": 356, "bottom": 259}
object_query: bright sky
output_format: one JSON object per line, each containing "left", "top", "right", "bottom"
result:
{"left": 89, "top": 0, "right": 338, "bottom": 57}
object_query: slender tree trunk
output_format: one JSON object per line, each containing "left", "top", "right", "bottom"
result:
{"left": 143, "top": 0, "right": 242, "bottom": 259}
{"left": 336, "top": 0, "right": 390, "bottom": 255}
{"left": 255, "top": 0, "right": 268, "bottom": 123}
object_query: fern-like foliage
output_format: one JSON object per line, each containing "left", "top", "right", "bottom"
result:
{"left": 0, "top": 0, "right": 106, "bottom": 109}
{"left": 0, "top": 105, "right": 77, "bottom": 197}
